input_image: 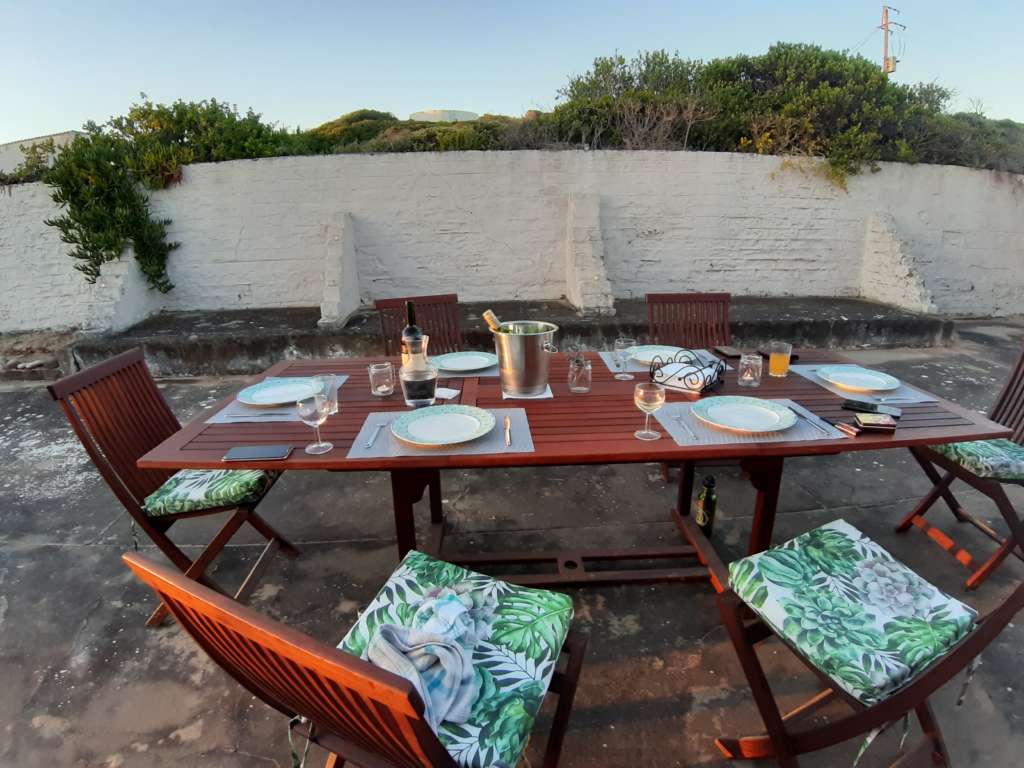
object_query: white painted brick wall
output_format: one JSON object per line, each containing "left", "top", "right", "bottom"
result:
{"left": 1, "top": 151, "right": 1021, "bottom": 333}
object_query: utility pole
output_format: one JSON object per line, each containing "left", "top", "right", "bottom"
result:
{"left": 880, "top": 5, "right": 906, "bottom": 74}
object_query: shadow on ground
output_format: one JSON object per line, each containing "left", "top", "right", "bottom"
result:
{"left": 1, "top": 320, "right": 1022, "bottom": 767}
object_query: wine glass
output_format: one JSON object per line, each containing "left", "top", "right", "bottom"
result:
{"left": 613, "top": 337, "right": 637, "bottom": 381}
{"left": 313, "top": 373, "right": 338, "bottom": 415}
{"left": 634, "top": 382, "right": 665, "bottom": 441}
{"left": 296, "top": 394, "right": 333, "bottom": 455}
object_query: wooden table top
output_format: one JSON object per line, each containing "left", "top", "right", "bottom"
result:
{"left": 138, "top": 350, "right": 1011, "bottom": 472}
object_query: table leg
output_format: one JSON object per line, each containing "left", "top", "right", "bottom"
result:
{"left": 389, "top": 469, "right": 444, "bottom": 558}
{"left": 741, "top": 456, "right": 785, "bottom": 555}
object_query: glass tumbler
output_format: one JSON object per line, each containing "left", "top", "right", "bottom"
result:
{"left": 399, "top": 363, "right": 439, "bottom": 408}
{"left": 568, "top": 360, "right": 592, "bottom": 393}
{"left": 737, "top": 354, "right": 763, "bottom": 388}
{"left": 768, "top": 341, "right": 793, "bottom": 378}
{"left": 368, "top": 362, "right": 395, "bottom": 396}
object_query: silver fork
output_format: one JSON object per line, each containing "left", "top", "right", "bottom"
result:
{"left": 365, "top": 421, "right": 386, "bottom": 448}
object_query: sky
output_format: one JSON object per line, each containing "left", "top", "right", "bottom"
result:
{"left": 1, "top": 0, "right": 1021, "bottom": 144}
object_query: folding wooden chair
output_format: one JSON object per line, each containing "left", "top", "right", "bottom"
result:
{"left": 49, "top": 348, "right": 298, "bottom": 627}
{"left": 681, "top": 514, "right": 1024, "bottom": 767}
{"left": 376, "top": 293, "right": 463, "bottom": 356}
{"left": 123, "top": 548, "right": 587, "bottom": 768}
{"left": 646, "top": 292, "right": 733, "bottom": 492}
{"left": 897, "top": 343, "right": 1024, "bottom": 589}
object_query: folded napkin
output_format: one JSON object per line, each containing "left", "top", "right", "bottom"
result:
{"left": 366, "top": 587, "right": 496, "bottom": 730}
{"left": 659, "top": 362, "right": 721, "bottom": 393}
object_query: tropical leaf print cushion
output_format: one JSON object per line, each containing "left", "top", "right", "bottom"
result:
{"left": 142, "top": 469, "right": 272, "bottom": 517}
{"left": 728, "top": 519, "right": 976, "bottom": 705}
{"left": 930, "top": 438, "right": 1024, "bottom": 482}
{"left": 339, "top": 550, "right": 574, "bottom": 768}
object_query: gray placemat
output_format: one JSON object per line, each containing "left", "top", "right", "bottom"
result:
{"left": 346, "top": 408, "right": 534, "bottom": 458}
{"left": 790, "top": 365, "right": 937, "bottom": 403}
{"left": 653, "top": 398, "right": 846, "bottom": 446}
{"left": 598, "top": 349, "right": 728, "bottom": 375}
{"left": 207, "top": 375, "right": 350, "bottom": 423}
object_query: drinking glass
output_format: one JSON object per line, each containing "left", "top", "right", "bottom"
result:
{"left": 737, "top": 354, "right": 763, "bottom": 388}
{"left": 633, "top": 382, "right": 666, "bottom": 441}
{"left": 568, "top": 360, "right": 592, "bottom": 393}
{"left": 613, "top": 337, "right": 637, "bottom": 381}
{"left": 313, "top": 373, "right": 338, "bottom": 415}
{"left": 296, "top": 394, "right": 333, "bottom": 455}
{"left": 368, "top": 362, "right": 395, "bottom": 396}
{"left": 399, "top": 363, "right": 439, "bottom": 407}
{"left": 768, "top": 341, "right": 793, "bottom": 378}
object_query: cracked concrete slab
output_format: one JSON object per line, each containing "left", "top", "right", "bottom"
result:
{"left": 1, "top": 319, "right": 1022, "bottom": 767}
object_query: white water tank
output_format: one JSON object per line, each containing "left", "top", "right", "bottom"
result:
{"left": 409, "top": 109, "right": 479, "bottom": 123}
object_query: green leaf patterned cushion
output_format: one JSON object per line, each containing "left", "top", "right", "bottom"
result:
{"left": 142, "top": 469, "right": 272, "bottom": 517}
{"left": 338, "top": 550, "right": 574, "bottom": 768}
{"left": 728, "top": 519, "right": 976, "bottom": 706}
{"left": 929, "top": 438, "right": 1024, "bottom": 482}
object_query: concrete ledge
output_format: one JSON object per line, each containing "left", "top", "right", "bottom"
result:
{"left": 67, "top": 297, "right": 954, "bottom": 377}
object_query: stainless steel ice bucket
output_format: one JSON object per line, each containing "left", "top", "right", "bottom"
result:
{"left": 492, "top": 321, "right": 559, "bottom": 396}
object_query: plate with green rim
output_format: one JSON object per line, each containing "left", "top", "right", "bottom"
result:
{"left": 390, "top": 405, "right": 496, "bottom": 447}
{"left": 816, "top": 365, "right": 900, "bottom": 392}
{"left": 430, "top": 351, "right": 499, "bottom": 372}
{"left": 692, "top": 396, "right": 797, "bottom": 433}
{"left": 236, "top": 377, "right": 319, "bottom": 407}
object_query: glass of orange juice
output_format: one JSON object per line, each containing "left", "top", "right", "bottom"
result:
{"left": 768, "top": 341, "right": 792, "bottom": 377}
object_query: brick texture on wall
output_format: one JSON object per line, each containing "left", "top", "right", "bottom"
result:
{"left": 1, "top": 151, "right": 1021, "bottom": 333}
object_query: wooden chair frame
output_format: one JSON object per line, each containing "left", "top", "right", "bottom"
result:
{"left": 898, "top": 343, "right": 1024, "bottom": 589}
{"left": 123, "top": 552, "right": 587, "bottom": 768}
{"left": 676, "top": 511, "right": 1024, "bottom": 767}
{"left": 375, "top": 293, "right": 463, "bottom": 357}
{"left": 646, "top": 292, "right": 733, "bottom": 491}
{"left": 49, "top": 348, "right": 299, "bottom": 627}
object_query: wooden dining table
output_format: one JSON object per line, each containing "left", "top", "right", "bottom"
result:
{"left": 138, "top": 350, "right": 1011, "bottom": 587}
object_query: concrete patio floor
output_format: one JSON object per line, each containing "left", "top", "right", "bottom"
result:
{"left": 2, "top": 320, "right": 1023, "bottom": 768}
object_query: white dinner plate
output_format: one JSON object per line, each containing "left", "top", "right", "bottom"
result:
{"left": 692, "top": 396, "right": 797, "bottom": 433}
{"left": 431, "top": 351, "right": 499, "bottom": 372}
{"left": 816, "top": 365, "right": 901, "bottom": 392}
{"left": 391, "top": 405, "right": 496, "bottom": 447}
{"left": 630, "top": 345, "right": 692, "bottom": 364}
{"left": 236, "top": 378, "right": 319, "bottom": 406}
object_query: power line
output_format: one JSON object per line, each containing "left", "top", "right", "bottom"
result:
{"left": 850, "top": 27, "right": 880, "bottom": 55}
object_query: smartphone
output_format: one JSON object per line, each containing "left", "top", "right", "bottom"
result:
{"left": 854, "top": 413, "right": 898, "bottom": 432}
{"left": 841, "top": 399, "right": 902, "bottom": 418}
{"left": 222, "top": 445, "right": 293, "bottom": 462}
{"left": 713, "top": 345, "right": 743, "bottom": 359}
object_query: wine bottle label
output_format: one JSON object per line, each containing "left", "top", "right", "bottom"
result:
{"left": 694, "top": 500, "right": 708, "bottom": 526}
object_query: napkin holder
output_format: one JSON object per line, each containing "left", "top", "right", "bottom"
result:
{"left": 649, "top": 351, "right": 725, "bottom": 398}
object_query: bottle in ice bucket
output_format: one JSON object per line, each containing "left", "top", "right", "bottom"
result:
{"left": 694, "top": 475, "right": 717, "bottom": 538}
{"left": 398, "top": 301, "right": 438, "bottom": 407}
{"left": 482, "top": 309, "right": 503, "bottom": 332}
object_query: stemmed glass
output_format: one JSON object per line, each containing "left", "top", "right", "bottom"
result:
{"left": 634, "top": 382, "right": 666, "bottom": 441}
{"left": 296, "top": 394, "right": 333, "bottom": 455}
{"left": 614, "top": 337, "right": 637, "bottom": 381}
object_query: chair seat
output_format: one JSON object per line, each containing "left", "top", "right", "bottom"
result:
{"left": 142, "top": 469, "right": 272, "bottom": 517}
{"left": 339, "top": 550, "right": 574, "bottom": 768}
{"left": 929, "top": 438, "right": 1024, "bottom": 482}
{"left": 729, "top": 519, "right": 976, "bottom": 706}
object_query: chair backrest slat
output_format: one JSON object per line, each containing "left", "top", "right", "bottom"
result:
{"left": 375, "top": 294, "right": 463, "bottom": 357}
{"left": 646, "top": 292, "right": 732, "bottom": 348}
{"left": 48, "top": 349, "right": 181, "bottom": 510}
{"left": 988, "top": 344, "right": 1024, "bottom": 444}
{"left": 123, "top": 553, "right": 456, "bottom": 768}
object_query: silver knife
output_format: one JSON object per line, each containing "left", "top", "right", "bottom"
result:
{"left": 675, "top": 409, "right": 698, "bottom": 441}
{"left": 790, "top": 408, "right": 830, "bottom": 436}
{"left": 503, "top": 415, "right": 512, "bottom": 447}
{"left": 365, "top": 422, "right": 386, "bottom": 448}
